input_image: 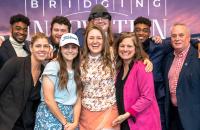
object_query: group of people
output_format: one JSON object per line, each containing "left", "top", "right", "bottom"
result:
{"left": 0, "top": 4, "right": 200, "bottom": 130}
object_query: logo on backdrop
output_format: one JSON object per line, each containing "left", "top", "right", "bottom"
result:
{"left": 25, "top": 0, "right": 167, "bottom": 38}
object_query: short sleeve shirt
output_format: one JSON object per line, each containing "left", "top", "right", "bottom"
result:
{"left": 40, "top": 61, "right": 78, "bottom": 105}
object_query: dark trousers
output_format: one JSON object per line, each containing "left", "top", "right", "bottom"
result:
{"left": 169, "top": 104, "right": 184, "bottom": 130}
{"left": 157, "top": 97, "right": 166, "bottom": 130}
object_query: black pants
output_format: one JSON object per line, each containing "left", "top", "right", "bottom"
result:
{"left": 169, "top": 104, "right": 184, "bottom": 130}
{"left": 157, "top": 97, "right": 166, "bottom": 130}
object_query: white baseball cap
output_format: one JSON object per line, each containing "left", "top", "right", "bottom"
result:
{"left": 60, "top": 33, "right": 80, "bottom": 47}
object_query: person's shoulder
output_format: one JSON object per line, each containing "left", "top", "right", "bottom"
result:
{"left": 1, "top": 39, "right": 11, "bottom": 48}
{"left": 3, "top": 57, "right": 24, "bottom": 69}
{"left": 46, "top": 60, "right": 59, "bottom": 68}
{"left": 129, "top": 60, "right": 146, "bottom": 72}
{"left": 75, "top": 28, "right": 86, "bottom": 35}
{"left": 24, "top": 40, "right": 30, "bottom": 45}
{"left": 135, "top": 60, "right": 145, "bottom": 67}
{"left": 43, "top": 60, "right": 60, "bottom": 74}
{"left": 75, "top": 28, "right": 85, "bottom": 32}
{"left": 188, "top": 45, "right": 199, "bottom": 58}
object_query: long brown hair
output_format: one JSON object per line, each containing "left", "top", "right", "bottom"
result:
{"left": 82, "top": 24, "right": 114, "bottom": 76}
{"left": 115, "top": 32, "right": 149, "bottom": 70}
{"left": 57, "top": 45, "right": 83, "bottom": 92}
{"left": 87, "top": 21, "right": 115, "bottom": 49}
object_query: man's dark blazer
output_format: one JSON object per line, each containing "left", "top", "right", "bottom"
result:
{"left": 0, "top": 39, "right": 30, "bottom": 69}
{"left": 143, "top": 38, "right": 172, "bottom": 99}
{"left": 0, "top": 56, "right": 33, "bottom": 130}
{"left": 163, "top": 45, "right": 200, "bottom": 130}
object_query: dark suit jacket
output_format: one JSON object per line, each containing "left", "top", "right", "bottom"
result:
{"left": 0, "top": 56, "right": 33, "bottom": 130}
{"left": 0, "top": 39, "right": 30, "bottom": 69}
{"left": 163, "top": 45, "right": 200, "bottom": 130}
{"left": 143, "top": 38, "right": 172, "bottom": 99}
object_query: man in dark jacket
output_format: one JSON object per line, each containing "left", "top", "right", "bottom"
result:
{"left": 0, "top": 16, "right": 71, "bottom": 62}
{"left": 134, "top": 17, "right": 200, "bottom": 130}
{"left": 0, "top": 14, "right": 30, "bottom": 69}
{"left": 134, "top": 16, "right": 172, "bottom": 130}
{"left": 163, "top": 23, "right": 200, "bottom": 130}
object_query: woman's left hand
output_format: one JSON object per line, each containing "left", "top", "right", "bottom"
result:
{"left": 112, "top": 115, "right": 126, "bottom": 126}
{"left": 112, "top": 113, "right": 130, "bottom": 126}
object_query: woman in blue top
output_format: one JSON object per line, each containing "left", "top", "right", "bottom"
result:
{"left": 35, "top": 33, "right": 82, "bottom": 130}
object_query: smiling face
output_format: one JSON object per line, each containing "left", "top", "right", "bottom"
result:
{"left": 134, "top": 23, "right": 150, "bottom": 43}
{"left": 118, "top": 37, "right": 135, "bottom": 64}
{"left": 170, "top": 24, "right": 190, "bottom": 53}
{"left": 51, "top": 23, "right": 69, "bottom": 44}
{"left": 11, "top": 21, "right": 28, "bottom": 43}
{"left": 91, "top": 17, "right": 110, "bottom": 32}
{"left": 61, "top": 43, "right": 79, "bottom": 62}
{"left": 87, "top": 29, "right": 103, "bottom": 56}
{"left": 30, "top": 38, "right": 50, "bottom": 62}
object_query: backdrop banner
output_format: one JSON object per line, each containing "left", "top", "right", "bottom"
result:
{"left": 0, "top": 0, "right": 199, "bottom": 39}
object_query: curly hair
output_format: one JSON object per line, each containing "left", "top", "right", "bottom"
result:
{"left": 50, "top": 16, "right": 71, "bottom": 32}
{"left": 134, "top": 16, "right": 151, "bottom": 27}
{"left": 10, "top": 14, "right": 30, "bottom": 26}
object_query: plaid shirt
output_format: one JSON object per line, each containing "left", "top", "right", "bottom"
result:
{"left": 168, "top": 45, "right": 190, "bottom": 106}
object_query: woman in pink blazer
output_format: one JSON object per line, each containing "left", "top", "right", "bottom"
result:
{"left": 112, "top": 32, "right": 161, "bottom": 130}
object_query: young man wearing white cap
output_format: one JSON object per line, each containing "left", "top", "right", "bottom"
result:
{"left": 35, "top": 33, "right": 82, "bottom": 130}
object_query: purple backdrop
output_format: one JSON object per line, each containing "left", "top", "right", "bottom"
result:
{"left": 0, "top": 0, "right": 199, "bottom": 39}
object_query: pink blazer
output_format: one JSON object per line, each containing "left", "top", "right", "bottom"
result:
{"left": 122, "top": 61, "right": 161, "bottom": 130}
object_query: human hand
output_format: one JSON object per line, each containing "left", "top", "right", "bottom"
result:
{"left": 64, "top": 122, "right": 78, "bottom": 130}
{"left": 112, "top": 112, "right": 130, "bottom": 127}
{"left": 143, "top": 58, "right": 153, "bottom": 72}
{"left": 112, "top": 114, "right": 127, "bottom": 126}
{"left": 152, "top": 35, "right": 162, "bottom": 44}
{"left": 46, "top": 46, "right": 53, "bottom": 60}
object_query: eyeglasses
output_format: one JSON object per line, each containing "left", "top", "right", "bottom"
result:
{"left": 93, "top": 17, "right": 109, "bottom": 22}
{"left": 88, "top": 12, "right": 111, "bottom": 21}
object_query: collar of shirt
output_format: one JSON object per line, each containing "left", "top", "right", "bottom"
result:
{"left": 174, "top": 44, "right": 190, "bottom": 58}
{"left": 9, "top": 36, "right": 25, "bottom": 48}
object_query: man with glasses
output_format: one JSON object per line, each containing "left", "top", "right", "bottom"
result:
{"left": 75, "top": 4, "right": 115, "bottom": 48}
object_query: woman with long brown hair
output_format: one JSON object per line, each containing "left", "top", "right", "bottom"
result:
{"left": 79, "top": 24, "right": 119, "bottom": 130}
{"left": 35, "top": 33, "right": 82, "bottom": 130}
{"left": 112, "top": 32, "right": 161, "bottom": 130}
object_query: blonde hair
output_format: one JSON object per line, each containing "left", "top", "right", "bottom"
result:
{"left": 30, "top": 32, "right": 48, "bottom": 46}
